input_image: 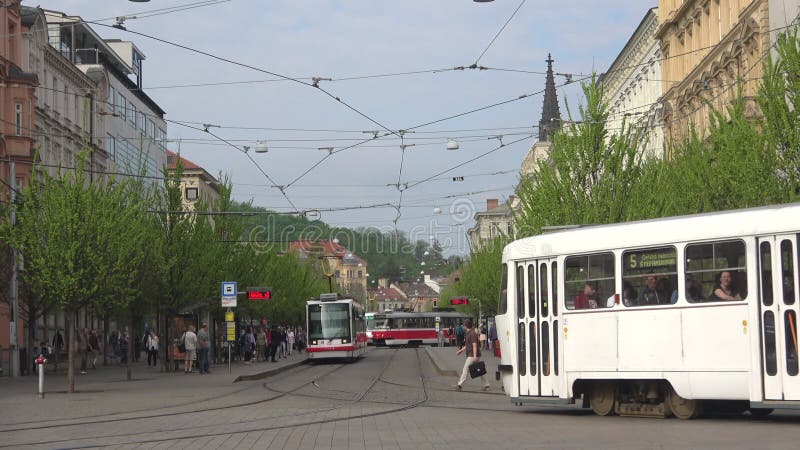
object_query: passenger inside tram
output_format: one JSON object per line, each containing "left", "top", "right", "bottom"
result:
{"left": 637, "top": 275, "right": 662, "bottom": 305}
{"left": 621, "top": 282, "right": 637, "bottom": 307}
{"left": 708, "top": 270, "right": 743, "bottom": 301}
{"left": 574, "top": 281, "right": 599, "bottom": 309}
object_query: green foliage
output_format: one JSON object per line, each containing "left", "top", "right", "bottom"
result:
{"left": 515, "top": 78, "right": 644, "bottom": 235}
{"left": 440, "top": 238, "right": 507, "bottom": 317}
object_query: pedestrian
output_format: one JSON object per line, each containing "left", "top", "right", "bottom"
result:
{"left": 52, "top": 329, "right": 64, "bottom": 354}
{"left": 146, "top": 331, "right": 159, "bottom": 366}
{"left": 256, "top": 327, "right": 267, "bottom": 362}
{"left": 109, "top": 330, "right": 119, "bottom": 361}
{"left": 182, "top": 326, "right": 198, "bottom": 373}
{"left": 89, "top": 329, "right": 101, "bottom": 369}
{"left": 242, "top": 326, "right": 255, "bottom": 364}
{"left": 197, "top": 322, "right": 210, "bottom": 374}
{"left": 454, "top": 319, "right": 490, "bottom": 392}
{"left": 237, "top": 329, "right": 246, "bottom": 362}
{"left": 489, "top": 322, "right": 498, "bottom": 354}
{"left": 119, "top": 332, "right": 129, "bottom": 364}
{"left": 77, "top": 328, "right": 89, "bottom": 374}
{"left": 269, "top": 326, "right": 281, "bottom": 362}
{"left": 280, "top": 326, "right": 288, "bottom": 358}
{"left": 287, "top": 328, "right": 295, "bottom": 356}
{"left": 455, "top": 322, "right": 466, "bottom": 349}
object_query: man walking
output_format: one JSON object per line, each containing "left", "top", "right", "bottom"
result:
{"left": 454, "top": 319, "right": 490, "bottom": 391}
{"left": 197, "top": 322, "right": 210, "bottom": 374}
{"left": 77, "top": 328, "right": 89, "bottom": 374}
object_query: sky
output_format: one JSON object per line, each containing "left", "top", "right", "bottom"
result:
{"left": 36, "top": 0, "right": 653, "bottom": 256}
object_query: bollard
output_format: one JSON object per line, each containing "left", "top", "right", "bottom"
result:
{"left": 35, "top": 355, "right": 46, "bottom": 399}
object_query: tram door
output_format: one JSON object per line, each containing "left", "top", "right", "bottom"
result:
{"left": 518, "top": 259, "right": 559, "bottom": 397}
{"left": 758, "top": 235, "right": 800, "bottom": 400}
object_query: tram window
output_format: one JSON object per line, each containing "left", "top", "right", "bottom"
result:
{"left": 517, "top": 265, "right": 525, "bottom": 320}
{"left": 527, "top": 264, "right": 536, "bottom": 319}
{"left": 553, "top": 319, "right": 559, "bottom": 375}
{"left": 541, "top": 321, "right": 550, "bottom": 376}
{"left": 518, "top": 322, "right": 526, "bottom": 377}
{"left": 622, "top": 247, "right": 677, "bottom": 307}
{"left": 564, "top": 253, "right": 614, "bottom": 310}
{"left": 552, "top": 262, "right": 558, "bottom": 317}
{"left": 499, "top": 264, "right": 508, "bottom": 314}
{"left": 764, "top": 311, "right": 778, "bottom": 376}
{"left": 685, "top": 240, "right": 747, "bottom": 303}
{"left": 785, "top": 310, "right": 799, "bottom": 376}
{"left": 540, "top": 263, "right": 549, "bottom": 317}
{"left": 760, "top": 242, "right": 773, "bottom": 306}
{"left": 529, "top": 322, "right": 536, "bottom": 376}
{"left": 781, "top": 240, "right": 796, "bottom": 305}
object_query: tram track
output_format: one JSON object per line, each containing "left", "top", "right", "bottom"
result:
{"left": 3, "top": 348, "right": 431, "bottom": 449}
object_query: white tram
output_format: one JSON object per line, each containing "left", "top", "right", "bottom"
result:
{"left": 306, "top": 294, "right": 367, "bottom": 361}
{"left": 496, "top": 203, "right": 800, "bottom": 418}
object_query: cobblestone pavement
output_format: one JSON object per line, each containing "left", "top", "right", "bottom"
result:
{"left": 2, "top": 347, "right": 800, "bottom": 449}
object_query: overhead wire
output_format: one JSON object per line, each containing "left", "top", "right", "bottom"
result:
{"left": 474, "top": 0, "right": 528, "bottom": 65}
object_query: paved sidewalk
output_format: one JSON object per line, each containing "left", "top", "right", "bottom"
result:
{"left": 0, "top": 352, "right": 306, "bottom": 426}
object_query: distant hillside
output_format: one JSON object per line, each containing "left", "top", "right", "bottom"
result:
{"left": 230, "top": 201, "right": 452, "bottom": 283}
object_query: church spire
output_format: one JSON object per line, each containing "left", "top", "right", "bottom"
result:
{"left": 538, "top": 53, "right": 561, "bottom": 142}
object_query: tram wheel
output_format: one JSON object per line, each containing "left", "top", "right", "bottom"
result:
{"left": 667, "top": 387, "right": 700, "bottom": 420}
{"left": 748, "top": 408, "right": 773, "bottom": 418}
{"left": 589, "top": 381, "right": 616, "bottom": 416}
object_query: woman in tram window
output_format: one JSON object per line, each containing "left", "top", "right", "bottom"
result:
{"left": 708, "top": 270, "right": 742, "bottom": 302}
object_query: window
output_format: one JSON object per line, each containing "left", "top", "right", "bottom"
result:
{"left": 564, "top": 253, "right": 614, "bottom": 310}
{"left": 541, "top": 321, "right": 550, "bottom": 376}
{"left": 685, "top": 240, "right": 747, "bottom": 302}
{"left": 553, "top": 319, "right": 559, "bottom": 375}
{"left": 157, "top": 128, "right": 167, "bottom": 150}
{"left": 518, "top": 322, "right": 526, "bottom": 377}
{"left": 14, "top": 103, "right": 22, "bottom": 136}
{"left": 527, "top": 264, "right": 536, "bottom": 319}
{"left": 117, "top": 94, "right": 126, "bottom": 118}
{"left": 106, "top": 134, "right": 116, "bottom": 158}
{"left": 786, "top": 310, "right": 799, "bottom": 376}
{"left": 781, "top": 239, "right": 796, "bottom": 305}
{"left": 184, "top": 187, "right": 198, "bottom": 202}
{"left": 108, "top": 85, "right": 115, "bottom": 112}
{"left": 54, "top": 78, "right": 59, "bottom": 110}
{"left": 498, "top": 264, "right": 508, "bottom": 314}
{"left": 129, "top": 103, "right": 137, "bottom": 126}
{"left": 139, "top": 112, "right": 146, "bottom": 132}
{"left": 552, "top": 262, "right": 558, "bottom": 316}
{"left": 516, "top": 265, "right": 525, "bottom": 319}
{"left": 529, "top": 322, "right": 536, "bottom": 376}
{"left": 148, "top": 119, "right": 155, "bottom": 139}
{"left": 764, "top": 311, "right": 777, "bottom": 376}
{"left": 540, "top": 263, "right": 549, "bottom": 317}
{"left": 622, "top": 246, "right": 678, "bottom": 307}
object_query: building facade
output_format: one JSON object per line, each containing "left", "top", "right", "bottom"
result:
{"left": 166, "top": 151, "right": 221, "bottom": 211}
{"left": 658, "top": 0, "right": 771, "bottom": 143}
{"left": 601, "top": 8, "right": 665, "bottom": 159}
{"left": 291, "top": 241, "right": 368, "bottom": 301}
{"left": 42, "top": 9, "right": 167, "bottom": 180}
{"left": 467, "top": 197, "right": 517, "bottom": 250}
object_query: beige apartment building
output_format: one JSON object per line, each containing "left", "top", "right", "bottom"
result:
{"left": 657, "top": 0, "right": 799, "bottom": 144}
{"left": 166, "top": 150, "right": 221, "bottom": 210}
{"left": 290, "top": 240, "right": 368, "bottom": 301}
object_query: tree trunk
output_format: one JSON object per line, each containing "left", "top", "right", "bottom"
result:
{"left": 27, "top": 303, "right": 37, "bottom": 376}
{"left": 67, "top": 312, "right": 75, "bottom": 394}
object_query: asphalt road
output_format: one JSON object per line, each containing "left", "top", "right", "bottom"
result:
{"left": 2, "top": 347, "right": 800, "bottom": 449}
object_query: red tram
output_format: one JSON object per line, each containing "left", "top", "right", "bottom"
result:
{"left": 370, "top": 311, "right": 469, "bottom": 347}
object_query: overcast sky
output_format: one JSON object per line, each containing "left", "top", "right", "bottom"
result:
{"left": 38, "top": 0, "right": 653, "bottom": 255}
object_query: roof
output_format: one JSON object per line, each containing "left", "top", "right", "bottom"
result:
{"left": 369, "top": 287, "right": 405, "bottom": 302}
{"left": 394, "top": 282, "right": 438, "bottom": 298}
{"left": 166, "top": 150, "right": 218, "bottom": 184}
{"left": 290, "top": 240, "right": 367, "bottom": 266}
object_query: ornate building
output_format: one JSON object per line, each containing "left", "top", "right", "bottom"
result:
{"left": 520, "top": 54, "right": 562, "bottom": 176}
{"left": 600, "top": 8, "right": 665, "bottom": 159}
{"left": 657, "top": 0, "right": 771, "bottom": 144}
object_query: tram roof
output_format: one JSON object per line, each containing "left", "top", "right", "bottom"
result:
{"left": 374, "top": 311, "right": 468, "bottom": 318}
{"left": 504, "top": 203, "right": 800, "bottom": 261}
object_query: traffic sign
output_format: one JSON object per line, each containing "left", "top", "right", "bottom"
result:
{"left": 221, "top": 281, "right": 237, "bottom": 298}
{"left": 226, "top": 322, "right": 236, "bottom": 342}
{"left": 225, "top": 311, "right": 234, "bottom": 322}
{"left": 221, "top": 296, "right": 237, "bottom": 308}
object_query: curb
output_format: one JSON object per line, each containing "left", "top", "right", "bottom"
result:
{"left": 423, "top": 347, "right": 458, "bottom": 377}
{"left": 233, "top": 359, "right": 308, "bottom": 383}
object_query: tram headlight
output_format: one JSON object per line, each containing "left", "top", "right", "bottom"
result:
{"left": 342, "top": 338, "right": 349, "bottom": 344}
{"left": 311, "top": 340, "right": 317, "bottom": 345}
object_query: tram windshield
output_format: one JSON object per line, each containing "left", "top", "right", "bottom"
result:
{"left": 372, "top": 314, "right": 389, "bottom": 330}
{"left": 308, "top": 303, "right": 351, "bottom": 340}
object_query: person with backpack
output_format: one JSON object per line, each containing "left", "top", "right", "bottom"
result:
{"left": 455, "top": 323, "right": 466, "bottom": 349}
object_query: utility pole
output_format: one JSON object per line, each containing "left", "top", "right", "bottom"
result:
{"left": 8, "top": 161, "right": 20, "bottom": 378}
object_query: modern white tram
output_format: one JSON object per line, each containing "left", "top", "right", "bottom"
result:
{"left": 496, "top": 203, "right": 800, "bottom": 419}
{"left": 306, "top": 294, "right": 367, "bottom": 361}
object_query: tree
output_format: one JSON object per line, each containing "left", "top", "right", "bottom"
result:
{"left": 10, "top": 154, "right": 149, "bottom": 392}
{"left": 440, "top": 238, "right": 507, "bottom": 318}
